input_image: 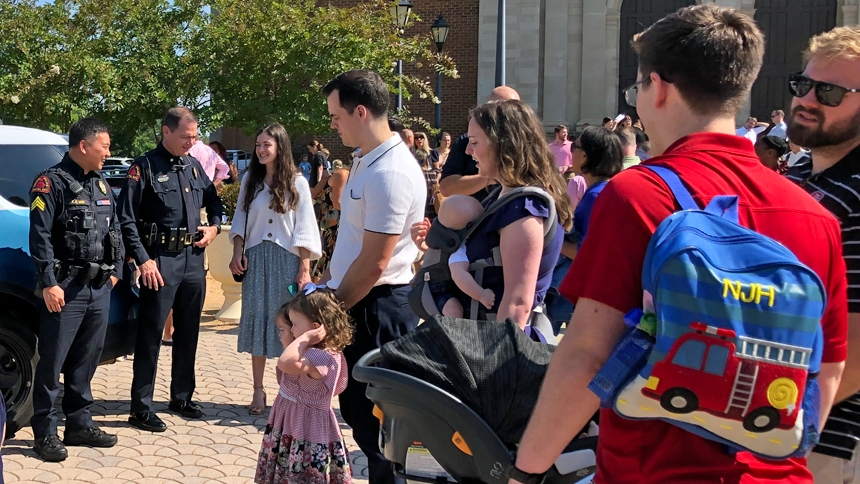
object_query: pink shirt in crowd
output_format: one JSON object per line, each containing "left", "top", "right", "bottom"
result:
{"left": 189, "top": 140, "right": 230, "bottom": 182}
{"left": 567, "top": 175, "right": 587, "bottom": 212}
{"left": 549, "top": 140, "right": 573, "bottom": 171}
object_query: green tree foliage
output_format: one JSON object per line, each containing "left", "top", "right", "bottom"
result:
{"left": 0, "top": 0, "right": 457, "bottom": 143}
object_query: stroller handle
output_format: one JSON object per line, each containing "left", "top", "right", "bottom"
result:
{"left": 356, "top": 348, "right": 384, "bottom": 368}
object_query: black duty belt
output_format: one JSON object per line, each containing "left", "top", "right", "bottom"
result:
{"left": 141, "top": 222, "right": 196, "bottom": 252}
{"left": 55, "top": 260, "right": 114, "bottom": 288}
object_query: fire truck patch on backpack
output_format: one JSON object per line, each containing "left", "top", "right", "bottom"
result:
{"left": 588, "top": 166, "right": 825, "bottom": 460}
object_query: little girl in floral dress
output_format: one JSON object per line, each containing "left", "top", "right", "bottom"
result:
{"left": 255, "top": 287, "right": 354, "bottom": 484}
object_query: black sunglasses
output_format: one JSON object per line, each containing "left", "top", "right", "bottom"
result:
{"left": 789, "top": 73, "right": 860, "bottom": 107}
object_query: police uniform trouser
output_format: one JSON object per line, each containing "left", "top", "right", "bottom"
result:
{"left": 130, "top": 246, "right": 205, "bottom": 414}
{"left": 340, "top": 284, "right": 418, "bottom": 484}
{"left": 31, "top": 277, "right": 111, "bottom": 438}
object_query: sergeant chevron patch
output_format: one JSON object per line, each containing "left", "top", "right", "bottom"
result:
{"left": 31, "top": 196, "right": 46, "bottom": 211}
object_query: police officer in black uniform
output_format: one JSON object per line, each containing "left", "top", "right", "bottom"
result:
{"left": 118, "top": 107, "right": 223, "bottom": 432}
{"left": 29, "top": 118, "right": 122, "bottom": 462}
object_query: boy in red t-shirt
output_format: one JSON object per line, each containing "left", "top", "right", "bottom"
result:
{"left": 511, "top": 5, "right": 848, "bottom": 484}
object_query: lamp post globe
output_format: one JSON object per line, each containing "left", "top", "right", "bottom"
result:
{"left": 430, "top": 14, "right": 450, "bottom": 53}
{"left": 430, "top": 14, "right": 450, "bottom": 130}
{"left": 390, "top": 0, "right": 413, "bottom": 111}
{"left": 390, "top": 0, "right": 413, "bottom": 30}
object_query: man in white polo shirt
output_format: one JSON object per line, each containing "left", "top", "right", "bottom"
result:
{"left": 736, "top": 116, "right": 769, "bottom": 144}
{"left": 322, "top": 69, "right": 426, "bottom": 484}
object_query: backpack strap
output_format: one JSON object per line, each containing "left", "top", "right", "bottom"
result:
{"left": 644, "top": 166, "right": 698, "bottom": 211}
{"left": 462, "top": 186, "right": 558, "bottom": 248}
{"left": 645, "top": 165, "right": 741, "bottom": 223}
{"left": 461, "top": 186, "right": 558, "bottom": 320}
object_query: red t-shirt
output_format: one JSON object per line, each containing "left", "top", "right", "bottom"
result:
{"left": 559, "top": 133, "right": 848, "bottom": 484}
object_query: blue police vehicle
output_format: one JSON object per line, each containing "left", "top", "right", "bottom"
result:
{"left": 0, "top": 126, "right": 138, "bottom": 438}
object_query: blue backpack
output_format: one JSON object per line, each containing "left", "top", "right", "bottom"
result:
{"left": 589, "top": 165, "right": 825, "bottom": 460}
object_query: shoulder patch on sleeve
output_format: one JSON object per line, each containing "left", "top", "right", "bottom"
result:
{"left": 31, "top": 175, "right": 51, "bottom": 194}
{"left": 127, "top": 164, "right": 141, "bottom": 182}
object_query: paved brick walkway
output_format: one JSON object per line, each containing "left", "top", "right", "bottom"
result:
{"left": 1, "top": 276, "right": 369, "bottom": 484}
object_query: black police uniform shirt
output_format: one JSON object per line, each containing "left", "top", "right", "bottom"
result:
{"left": 28, "top": 154, "right": 123, "bottom": 290}
{"left": 118, "top": 142, "right": 223, "bottom": 267}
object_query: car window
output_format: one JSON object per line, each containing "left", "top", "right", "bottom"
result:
{"left": 100, "top": 166, "right": 129, "bottom": 197}
{"left": 0, "top": 144, "right": 68, "bottom": 206}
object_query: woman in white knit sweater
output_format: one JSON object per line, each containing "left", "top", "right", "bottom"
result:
{"left": 228, "top": 123, "right": 322, "bottom": 415}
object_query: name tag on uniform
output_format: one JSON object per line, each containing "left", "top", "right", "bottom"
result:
{"left": 70, "top": 199, "right": 87, "bottom": 205}
{"left": 96, "top": 199, "right": 111, "bottom": 206}
{"left": 157, "top": 174, "right": 169, "bottom": 183}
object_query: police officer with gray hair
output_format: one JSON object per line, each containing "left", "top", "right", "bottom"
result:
{"left": 28, "top": 117, "right": 123, "bottom": 462}
{"left": 119, "top": 107, "right": 223, "bottom": 432}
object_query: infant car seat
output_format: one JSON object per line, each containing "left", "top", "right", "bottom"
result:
{"left": 353, "top": 317, "right": 596, "bottom": 484}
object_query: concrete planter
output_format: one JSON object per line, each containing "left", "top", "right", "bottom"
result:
{"left": 208, "top": 225, "right": 242, "bottom": 322}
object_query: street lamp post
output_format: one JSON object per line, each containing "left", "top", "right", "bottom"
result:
{"left": 390, "top": 0, "right": 413, "bottom": 112}
{"left": 495, "top": 0, "right": 506, "bottom": 86}
{"left": 430, "top": 14, "right": 450, "bottom": 130}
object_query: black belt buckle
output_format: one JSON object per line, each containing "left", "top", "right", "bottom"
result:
{"left": 183, "top": 230, "right": 194, "bottom": 246}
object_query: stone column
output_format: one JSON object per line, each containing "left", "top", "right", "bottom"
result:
{"left": 566, "top": 0, "right": 585, "bottom": 129}
{"left": 478, "top": 0, "right": 501, "bottom": 104}
{"left": 542, "top": 0, "right": 571, "bottom": 130}
{"left": 578, "top": 0, "right": 608, "bottom": 126}
{"left": 507, "top": 0, "right": 543, "bottom": 109}
{"left": 842, "top": 0, "right": 860, "bottom": 26}
{"left": 714, "top": 0, "right": 756, "bottom": 124}
{"left": 604, "top": 12, "right": 622, "bottom": 118}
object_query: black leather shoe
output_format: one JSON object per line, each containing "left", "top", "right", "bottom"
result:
{"left": 128, "top": 412, "right": 167, "bottom": 432}
{"left": 168, "top": 400, "right": 204, "bottom": 419}
{"left": 64, "top": 426, "right": 118, "bottom": 447}
{"left": 34, "top": 434, "right": 68, "bottom": 462}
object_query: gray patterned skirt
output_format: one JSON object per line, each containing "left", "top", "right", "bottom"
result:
{"left": 238, "top": 240, "right": 300, "bottom": 358}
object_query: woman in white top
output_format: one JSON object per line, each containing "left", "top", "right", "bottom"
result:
{"left": 228, "top": 123, "right": 322, "bottom": 415}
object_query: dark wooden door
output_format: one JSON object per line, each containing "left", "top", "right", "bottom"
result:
{"left": 618, "top": 0, "right": 695, "bottom": 117}
{"left": 750, "top": 0, "right": 836, "bottom": 120}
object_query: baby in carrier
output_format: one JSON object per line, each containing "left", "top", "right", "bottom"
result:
{"left": 426, "top": 195, "right": 495, "bottom": 318}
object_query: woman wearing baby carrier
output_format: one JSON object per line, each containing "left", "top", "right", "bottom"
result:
{"left": 412, "top": 100, "right": 573, "bottom": 338}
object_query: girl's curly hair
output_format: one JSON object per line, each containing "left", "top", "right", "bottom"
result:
{"left": 286, "top": 289, "right": 354, "bottom": 353}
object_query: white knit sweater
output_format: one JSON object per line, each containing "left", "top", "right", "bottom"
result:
{"left": 229, "top": 173, "right": 322, "bottom": 260}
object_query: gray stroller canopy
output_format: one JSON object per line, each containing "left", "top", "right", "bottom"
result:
{"left": 380, "top": 316, "right": 555, "bottom": 447}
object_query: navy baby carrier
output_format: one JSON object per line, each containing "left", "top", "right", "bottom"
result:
{"left": 409, "top": 186, "right": 558, "bottom": 341}
{"left": 589, "top": 166, "right": 825, "bottom": 460}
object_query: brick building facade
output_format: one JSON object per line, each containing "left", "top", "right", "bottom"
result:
{"left": 216, "top": 0, "right": 480, "bottom": 162}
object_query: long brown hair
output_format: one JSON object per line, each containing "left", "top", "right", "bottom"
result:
{"left": 469, "top": 100, "right": 573, "bottom": 231}
{"left": 242, "top": 123, "right": 299, "bottom": 214}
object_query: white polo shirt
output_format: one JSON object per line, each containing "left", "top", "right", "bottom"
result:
{"left": 327, "top": 134, "right": 426, "bottom": 290}
{"left": 736, "top": 125, "right": 767, "bottom": 145}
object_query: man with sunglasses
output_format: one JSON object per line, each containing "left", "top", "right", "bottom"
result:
{"left": 785, "top": 26, "right": 860, "bottom": 484}
{"left": 769, "top": 109, "right": 788, "bottom": 139}
{"left": 511, "top": 5, "right": 847, "bottom": 483}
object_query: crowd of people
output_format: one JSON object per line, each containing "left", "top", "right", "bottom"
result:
{"left": 7, "top": 4, "right": 860, "bottom": 484}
